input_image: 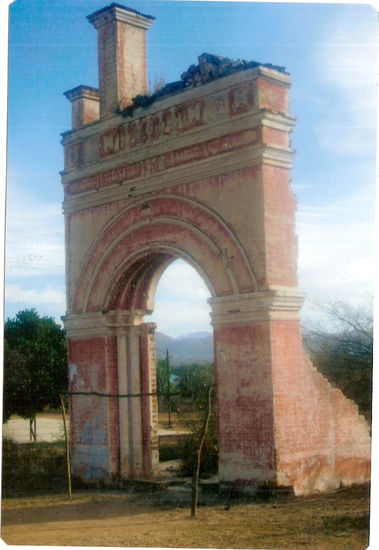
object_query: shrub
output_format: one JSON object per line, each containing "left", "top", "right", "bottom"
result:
{"left": 177, "top": 410, "right": 218, "bottom": 478}
{"left": 2, "top": 438, "right": 67, "bottom": 497}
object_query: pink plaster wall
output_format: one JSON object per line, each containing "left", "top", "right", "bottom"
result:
{"left": 214, "top": 323, "right": 276, "bottom": 485}
{"left": 68, "top": 337, "right": 120, "bottom": 480}
{"left": 270, "top": 320, "right": 371, "bottom": 494}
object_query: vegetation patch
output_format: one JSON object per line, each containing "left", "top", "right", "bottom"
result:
{"left": 2, "top": 438, "right": 67, "bottom": 498}
{"left": 304, "top": 300, "right": 373, "bottom": 422}
{"left": 322, "top": 512, "right": 370, "bottom": 533}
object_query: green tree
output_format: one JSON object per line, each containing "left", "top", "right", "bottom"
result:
{"left": 304, "top": 300, "right": 373, "bottom": 422}
{"left": 3, "top": 309, "right": 68, "bottom": 434}
{"left": 174, "top": 363, "right": 217, "bottom": 477}
{"left": 176, "top": 363, "right": 214, "bottom": 409}
{"left": 156, "top": 358, "right": 169, "bottom": 402}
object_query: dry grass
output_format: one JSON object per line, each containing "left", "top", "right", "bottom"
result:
{"left": 2, "top": 484, "right": 370, "bottom": 548}
{"left": 158, "top": 411, "right": 197, "bottom": 430}
{"left": 2, "top": 413, "right": 371, "bottom": 548}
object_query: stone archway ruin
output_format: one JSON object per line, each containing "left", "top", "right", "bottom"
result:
{"left": 62, "top": 3, "right": 371, "bottom": 495}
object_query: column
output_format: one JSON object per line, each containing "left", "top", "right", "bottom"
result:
{"left": 127, "top": 324, "right": 144, "bottom": 477}
{"left": 139, "top": 322, "right": 159, "bottom": 476}
{"left": 116, "top": 324, "right": 130, "bottom": 477}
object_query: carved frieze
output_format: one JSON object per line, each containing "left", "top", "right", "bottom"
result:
{"left": 229, "top": 81, "right": 255, "bottom": 115}
{"left": 65, "top": 128, "right": 260, "bottom": 196}
{"left": 64, "top": 81, "right": 259, "bottom": 170}
{"left": 65, "top": 141, "right": 83, "bottom": 170}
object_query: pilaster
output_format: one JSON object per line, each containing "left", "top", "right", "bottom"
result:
{"left": 64, "top": 310, "right": 158, "bottom": 481}
{"left": 210, "top": 288, "right": 304, "bottom": 489}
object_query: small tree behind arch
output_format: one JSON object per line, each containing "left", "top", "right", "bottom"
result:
{"left": 3, "top": 309, "right": 67, "bottom": 438}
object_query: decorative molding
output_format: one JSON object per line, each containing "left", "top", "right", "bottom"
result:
{"left": 61, "top": 66, "right": 290, "bottom": 143}
{"left": 209, "top": 288, "right": 305, "bottom": 326}
{"left": 79, "top": 216, "right": 223, "bottom": 313}
{"left": 87, "top": 5, "right": 154, "bottom": 31}
{"left": 61, "top": 66, "right": 294, "bottom": 179}
{"left": 63, "top": 310, "right": 145, "bottom": 338}
{"left": 62, "top": 143, "right": 294, "bottom": 213}
{"left": 64, "top": 86, "right": 100, "bottom": 103}
{"left": 71, "top": 194, "right": 258, "bottom": 312}
{"left": 64, "top": 128, "right": 261, "bottom": 196}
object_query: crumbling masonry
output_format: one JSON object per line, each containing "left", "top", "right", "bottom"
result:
{"left": 62, "top": 3, "right": 371, "bottom": 495}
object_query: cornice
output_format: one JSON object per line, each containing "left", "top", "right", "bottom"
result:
{"left": 209, "top": 288, "right": 304, "bottom": 326}
{"left": 61, "top": 67, "right": 291, "bottom": 145}
{"left": 63, "top": 309, "right": 146, "bottom": 338}
{"left": 87, "top": 4, "right": 154, "bottom": 30}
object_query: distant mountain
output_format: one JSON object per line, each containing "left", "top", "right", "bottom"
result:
{"left": 155, "top": 331, "right": 213, "bottom": 366}
{"left": 177, "top": 331, "right": 212, "bottom": 340}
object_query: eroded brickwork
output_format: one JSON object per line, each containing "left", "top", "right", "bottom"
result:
{"left": 62, "top": 3, "right": 371, "bottom": 493}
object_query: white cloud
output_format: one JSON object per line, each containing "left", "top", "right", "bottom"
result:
{"left": 153, "top": 259, "right": 212, "bottom": 302}
{"left": 5, "top": 176, "right": 65, "bottom": 277}
{"left": 312, "top": 13, "right": 377, "bottom": 155}
{"left": 296, "top": 184, "right": 374, "bottom": 310}
{"left": 5, "top": 285, "right": 66, "bottom": 323}
{"left": 149, "top": 301, "right": 212, "bottom": 338}
{"left": 149, "top": 259, "right": 212, "bottom": 336}
{"left": 6, "top": 285, "right": 66, "bottom": 306}
{"left": 314, "top": 128, "right": 376, "bottom": 157}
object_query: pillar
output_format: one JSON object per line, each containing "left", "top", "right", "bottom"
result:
{"left": 139, "top": 322, "right": 159, "bottom": 475}
{"left": 63, "top": 312, "right": 120, "bottom": 482}
{"left": 115, "top": 314, "right": 130, "bottom": 476}
{"left": 210, "top": 289, "right": 304, "bottom": 491}
{"left": 107, "top": 310, "right": 158, "bottom": 479}
{"left": 64, "top": 310, "right": 159, "bottom": 483}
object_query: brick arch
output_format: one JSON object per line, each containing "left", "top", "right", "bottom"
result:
{"left": 104, "top": 248, "right": 214, "bottom": 312}
{"left": 73, "top": 195, "right": 258, "bottom": 313}
{"left": 63, "top": 6, "right": 371, "bottom": 492}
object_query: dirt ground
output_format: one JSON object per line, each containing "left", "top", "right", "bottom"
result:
{"left": 1, "top": 413, "right": 371, "bottom": 548}
{"left": 2, "top": 411, "right": 189, "bottom": 443}
{"left": 1, "top": 485, "right": 370, "bottom": 548}
{"left": 2, "top": 413, "right": 65, "bottom": 443}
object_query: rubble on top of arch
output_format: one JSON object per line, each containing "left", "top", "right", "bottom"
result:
{"left": 118, "top": 52, "right": 287, "bottom": 118}
{"left": 181, "top": 52, "right": 287, "bottom": 85}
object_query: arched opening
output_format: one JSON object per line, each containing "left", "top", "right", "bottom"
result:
{"left": 147, "top": 258, "right": 218, "bottom": 481}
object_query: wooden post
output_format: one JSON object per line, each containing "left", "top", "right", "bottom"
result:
{"left": 166, "top": 349, "right": 172, "bottom": 429}
{"left": 29, "top": 417, "right": 37, "bottom": 441}
{"left": 191, "top": 386, "right": 213, "bottom": 518}
{"left": 60, "top": 394, "right": 72, "bottom": 500}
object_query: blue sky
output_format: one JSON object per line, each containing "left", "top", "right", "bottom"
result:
{"left": 4, "top": 0, "right": 377, "bottom": 337}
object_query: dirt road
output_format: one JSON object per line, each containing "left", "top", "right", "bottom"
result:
{"left": 2, "top": 414, "right": 64, "bottom": 443}
{"left": 1, "top": 487, "right": 370, "bottom": 548}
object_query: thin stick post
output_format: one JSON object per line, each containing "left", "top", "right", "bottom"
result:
{"left": 191, "top": 385, "right": 213, "bottom": 518}
{"left": 166, "top": 349, "right": 172, "bottom": 428}
{"left": 29, "top": 417, "right": 37, "bottom": 441}
{"left": 60, "top": 394, "right": 72, "bottom": 500}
